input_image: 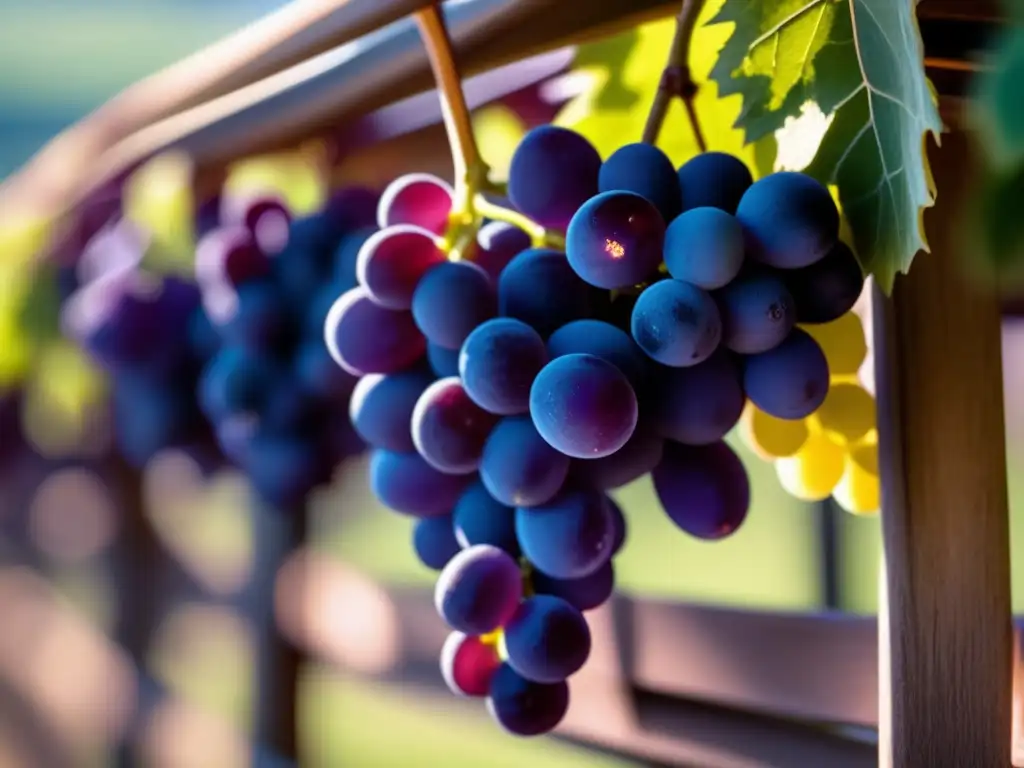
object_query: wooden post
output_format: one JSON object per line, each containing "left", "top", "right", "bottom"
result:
{"left": 872, "top": 129, "right": 1014, "bottom": 766}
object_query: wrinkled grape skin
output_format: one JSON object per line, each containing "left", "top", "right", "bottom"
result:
{"left": 782, "top": 241, "right": 864, "bottom": 324}
{"left": 452, "top": 480, "right": 520, "bottom": 556}
{"left": 743, "top": 328, "right": 830, "bottom": 420}
{"left": 434, "top": 545, "right": 523, "bottom": 635}
{"left": 324, "top": 287, "right": 425, "bottom": 376}
{"left": 377, "top": 173, "right": 454, "bottom": 235}
{"left": 654, "top": 349, "right": 745, "bottom": 445}
{"left": 412, "top": 261, "right": 497, "bottom": 350}
{"left": 441, "top": 632, "right": 501, "bottom": 697}
{"left": 356, "top": 224, "right": 446, "bottom": 309}
{"left": 663, "top": 207, "right": 745, "bottom": 290}
{"left": 736, "top": 171, "right": 839, "bottom": 269}
{"left": 503, "top": 595, "right": 592, "bottom": 683}
{"left": 368, "top": 449, "right": 471, "bottom": 517}
{"left": 598, "top": 142, "right": 682, "bottom": 223}
{"left": 487, "top": 664, "right": 570, "bottom": 736}
{"left": 412, "top": 378, "right": 499, "bottom": 474}
{"left": 460, "top": 318, "right": 548, "bottom": 416}
{"left": 529, "top": 354, "right": 638, "bottom": 459}
{"left": 507, "top": 126, "right": 601, "bottom": 230}
{"left": 565, "top": 191, "right": 666, "bottom": 290}
{"left": 677, "top": 152, "right": 753, "bottom": 214}
{"left": 498, "top": 248, "right": 594, "bottom": 338}
{"left": 631, "top": 279, "right": 722, "bottom": 367}
{"left": 413, "top": 515, "right": 461, "bottom": 570}
{"left": 652, "top": 440, "right": 750, "bottom": 540}
{"left": 515, "top": 487, "right": 615, "bottom": 579}
{"left": 715, "top": 270, "right": 795, "bottom": 355}
{"left": 480, "top": 416, "right": 570, "bottom": 507}
{"left": 349, "top": 368, "right": 435, "bottom": 451}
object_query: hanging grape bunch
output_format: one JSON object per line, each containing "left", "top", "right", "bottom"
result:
{"left": 193, "top": 188, "right": 376, "bottom": 506}
{"left": 320, "top": 5, "right": 875, "bottom": 739}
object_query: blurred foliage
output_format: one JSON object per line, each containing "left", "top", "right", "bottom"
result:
{"left": 555, "top": 4, "right": 777, "bottom": 176}
{"left": 708, "top": 0, "right": 942, "bottom": 293}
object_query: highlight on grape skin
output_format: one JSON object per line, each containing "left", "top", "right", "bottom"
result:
{"left": 377, "top": 173, "right": 454, "bottom": 236}
{"left": 324, "top": 286, "right": 425, "bottom": 376}
{"left": 631, "top": 279, "right": 722, "bottom": 367}
{"left": 507, "top": 125, "right": 602, "bottom": 230}
{"left": 441, "top": 631, "right": 502, "bottom": 697}
{"left": 349, "top": 368, "right": 435, "bottom": 452}
{"left": 434, "top": 545, "right": 524, "bottom": 635}
{"left": 515, "top": 487, "right": 616, "bottom": 580}
{"left": 411, "top": 377, "right": 499, "bottom": 474}
{"left": 736, "top": 171, "right": 840, "bottom": 269}
{"left": 356, "top": 224, "right": 446, "bottom": 309}
{"left": 529, "top": 353, "right": 638, "bottom": 459}
{"left": 459, "top": 318, "right": 549, "bottom": 415}
{"left": 565, "top": 190, "right": 666, "bottom": 290}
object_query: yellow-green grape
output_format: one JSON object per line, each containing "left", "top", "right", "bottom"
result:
{"left": 774, "top": 431, "right": 846, "bottom": 501}
{"left": 801, "top": 312, "right": 866, "bottom": 378}
{"left": 739, "top": 402, "right": 811, "bottom": 459}
{"left": 833, "top": 442, "right": 880, "bottom": 515}
{"left": 815, "top": 383, "right": 876, "bottom": 444}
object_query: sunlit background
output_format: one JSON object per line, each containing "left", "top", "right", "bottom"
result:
{"left": 1, "top": 2, "right": 1023, "bottom": 767}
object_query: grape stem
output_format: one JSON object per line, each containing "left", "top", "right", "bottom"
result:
{"left": 641, "top": 0, "right": 707, "bottom": 151}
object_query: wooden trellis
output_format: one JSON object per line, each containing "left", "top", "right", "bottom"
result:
{"left": 0, "top": 0, "right": 1015, "bottom": 766}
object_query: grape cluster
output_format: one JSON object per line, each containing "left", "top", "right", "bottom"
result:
{"left": 61, "top": 221, "right": 223, "bottom": 470}
{"left": 194, "top": 189, "right": 376, "bottom": 506}
{"left": 740, "top": 312, "right": 879, "bottom": 514}
{"left": 323, "top": 124, "right": 867, "bottom": 736}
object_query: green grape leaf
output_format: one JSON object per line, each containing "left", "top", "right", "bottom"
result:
{"left": 555, "top": 1, "right": 777, "bottom": 178}
{"left": 709, "top": 0, "right": 943, "bottom": 292}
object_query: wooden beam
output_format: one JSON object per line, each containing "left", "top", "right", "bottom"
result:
{"left": 872, "top": 129, "right": 1014, "bottom": 766}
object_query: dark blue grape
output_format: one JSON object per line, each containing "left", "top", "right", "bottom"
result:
{"left": 530, "top": 354, "right": 637, "bottom": 459}
{"left": 368, "top": 449, "right": 471, "bottom": 517}
{"left": 782, "top": 240, "right": 864, "bottom": 324}
{"left": 427, "top": 342, "right": 460, "bottom": 377}
{"left": 652, "top": 440, "right": 749, "bottom": 539}
{"left": 531, "top": 562, "right": 615, "bottom": 613}
{"left": 480, "top": 416, "right": 570, "bottom": 507}
{"left": 654, "top": 349, "right": 745, "bottom": 445}
{"left": 503, "top": 595, "right": 591, "bottom": 683}
{"left": 459, "top": 318, "right": 547, "bottom": 416}
{"left": 246, "top": 434, "right": 326, "bottom": 507}
{"left": 677, "top": 151, "right": 753, "bottom": 214}
{"left": 324, "top": 287, "right": 426, "bottom": 376}
{"left": 272, "top": 241, "right": 327, "bottom": 306}
{"left": 475, "top": 221, "right": 531, "bottom": 280}
{"left": 736, "top": 171, "right": 839, "bottom": 268}
{"left": 304, "top": 279, "right": 352, "bottom": 339}
{"left": 412, "top": 378, "right": 499, "bottom": 474}
{"left": 565, "top": 191, "right": 665, "bottom": 290}
{"left": 631, "top": 279, "right": 721, "bottom": 367}
{"left": 515, "top": 487, "right": 615, "bottom": 579}
{"left": 412, "top": 261, "right": 496, "bottom": 349}
{"left": 452, "top": 480, "right": 519, "bottom": 556}
{"left": 324, "top": 186, "right": 380, "bottom": 233}
{"left": 743, "top": 328, "right": 829, "bottom": 419}
{"left": 716, "top": 269, "right": 795, "bottom": 354}
{"left": 333, "top": 226, "right": 377, "bottom": 287}
{"left": 546, "top": 319, "right": 648, "bottom": 390}
{"left": 198, "top": 347, "right": 279, "bottom": 419}
{"left": 188, "top": 307, "right": 220, "bottom": 361}
{"left": 349, "top": 368, "right": 434, "bottom": 451}
{"left": 413, "top": 515, "right": 461, "bottom": 570}
{"left": 434, "top": 545, "right": 523, "bottom": 634}
{"left": 599, "top": 142, "right": 682, "bottom": 223}
{"left": 507, "top": 125, "right": 601, "bottom": 230}
{"left": 293, "top": 340, "right": 358, "bottom": 401}
{"left": 214, "top": 280, "right": 288, "bottom": 349}
{"left": 663, "top": 207, "right": 745, "bottom": 290}
{"left": 262, "top": 378, "right": 316, "bottom": 431}
{"left": 497, "top": 248, "right": 594, "bottom": 338}
{"left": 112, "top": 376, "right": 192, "bottom": 467}
{"left": 487, "top": 663, "right": 570, "bottom": 736}
{"left": 356, "top": 224, "right": 446, "bottom": 309}
{"left": 570, "top": 425, "right": 664, "bottom": 490}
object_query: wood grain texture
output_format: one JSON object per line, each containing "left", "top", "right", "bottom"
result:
{"left": 872, "top": 129, "right": 1014, "bottom": 767}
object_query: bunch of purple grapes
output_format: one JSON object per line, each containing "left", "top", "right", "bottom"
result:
{"left": 322, "top": 125, "right": 865, "bottom": 737}
{"left": 61, "top": 220, "right": 224, "bottom": 470}
{"left": 192, "top": 189, "right": 377, "bottom": 506}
